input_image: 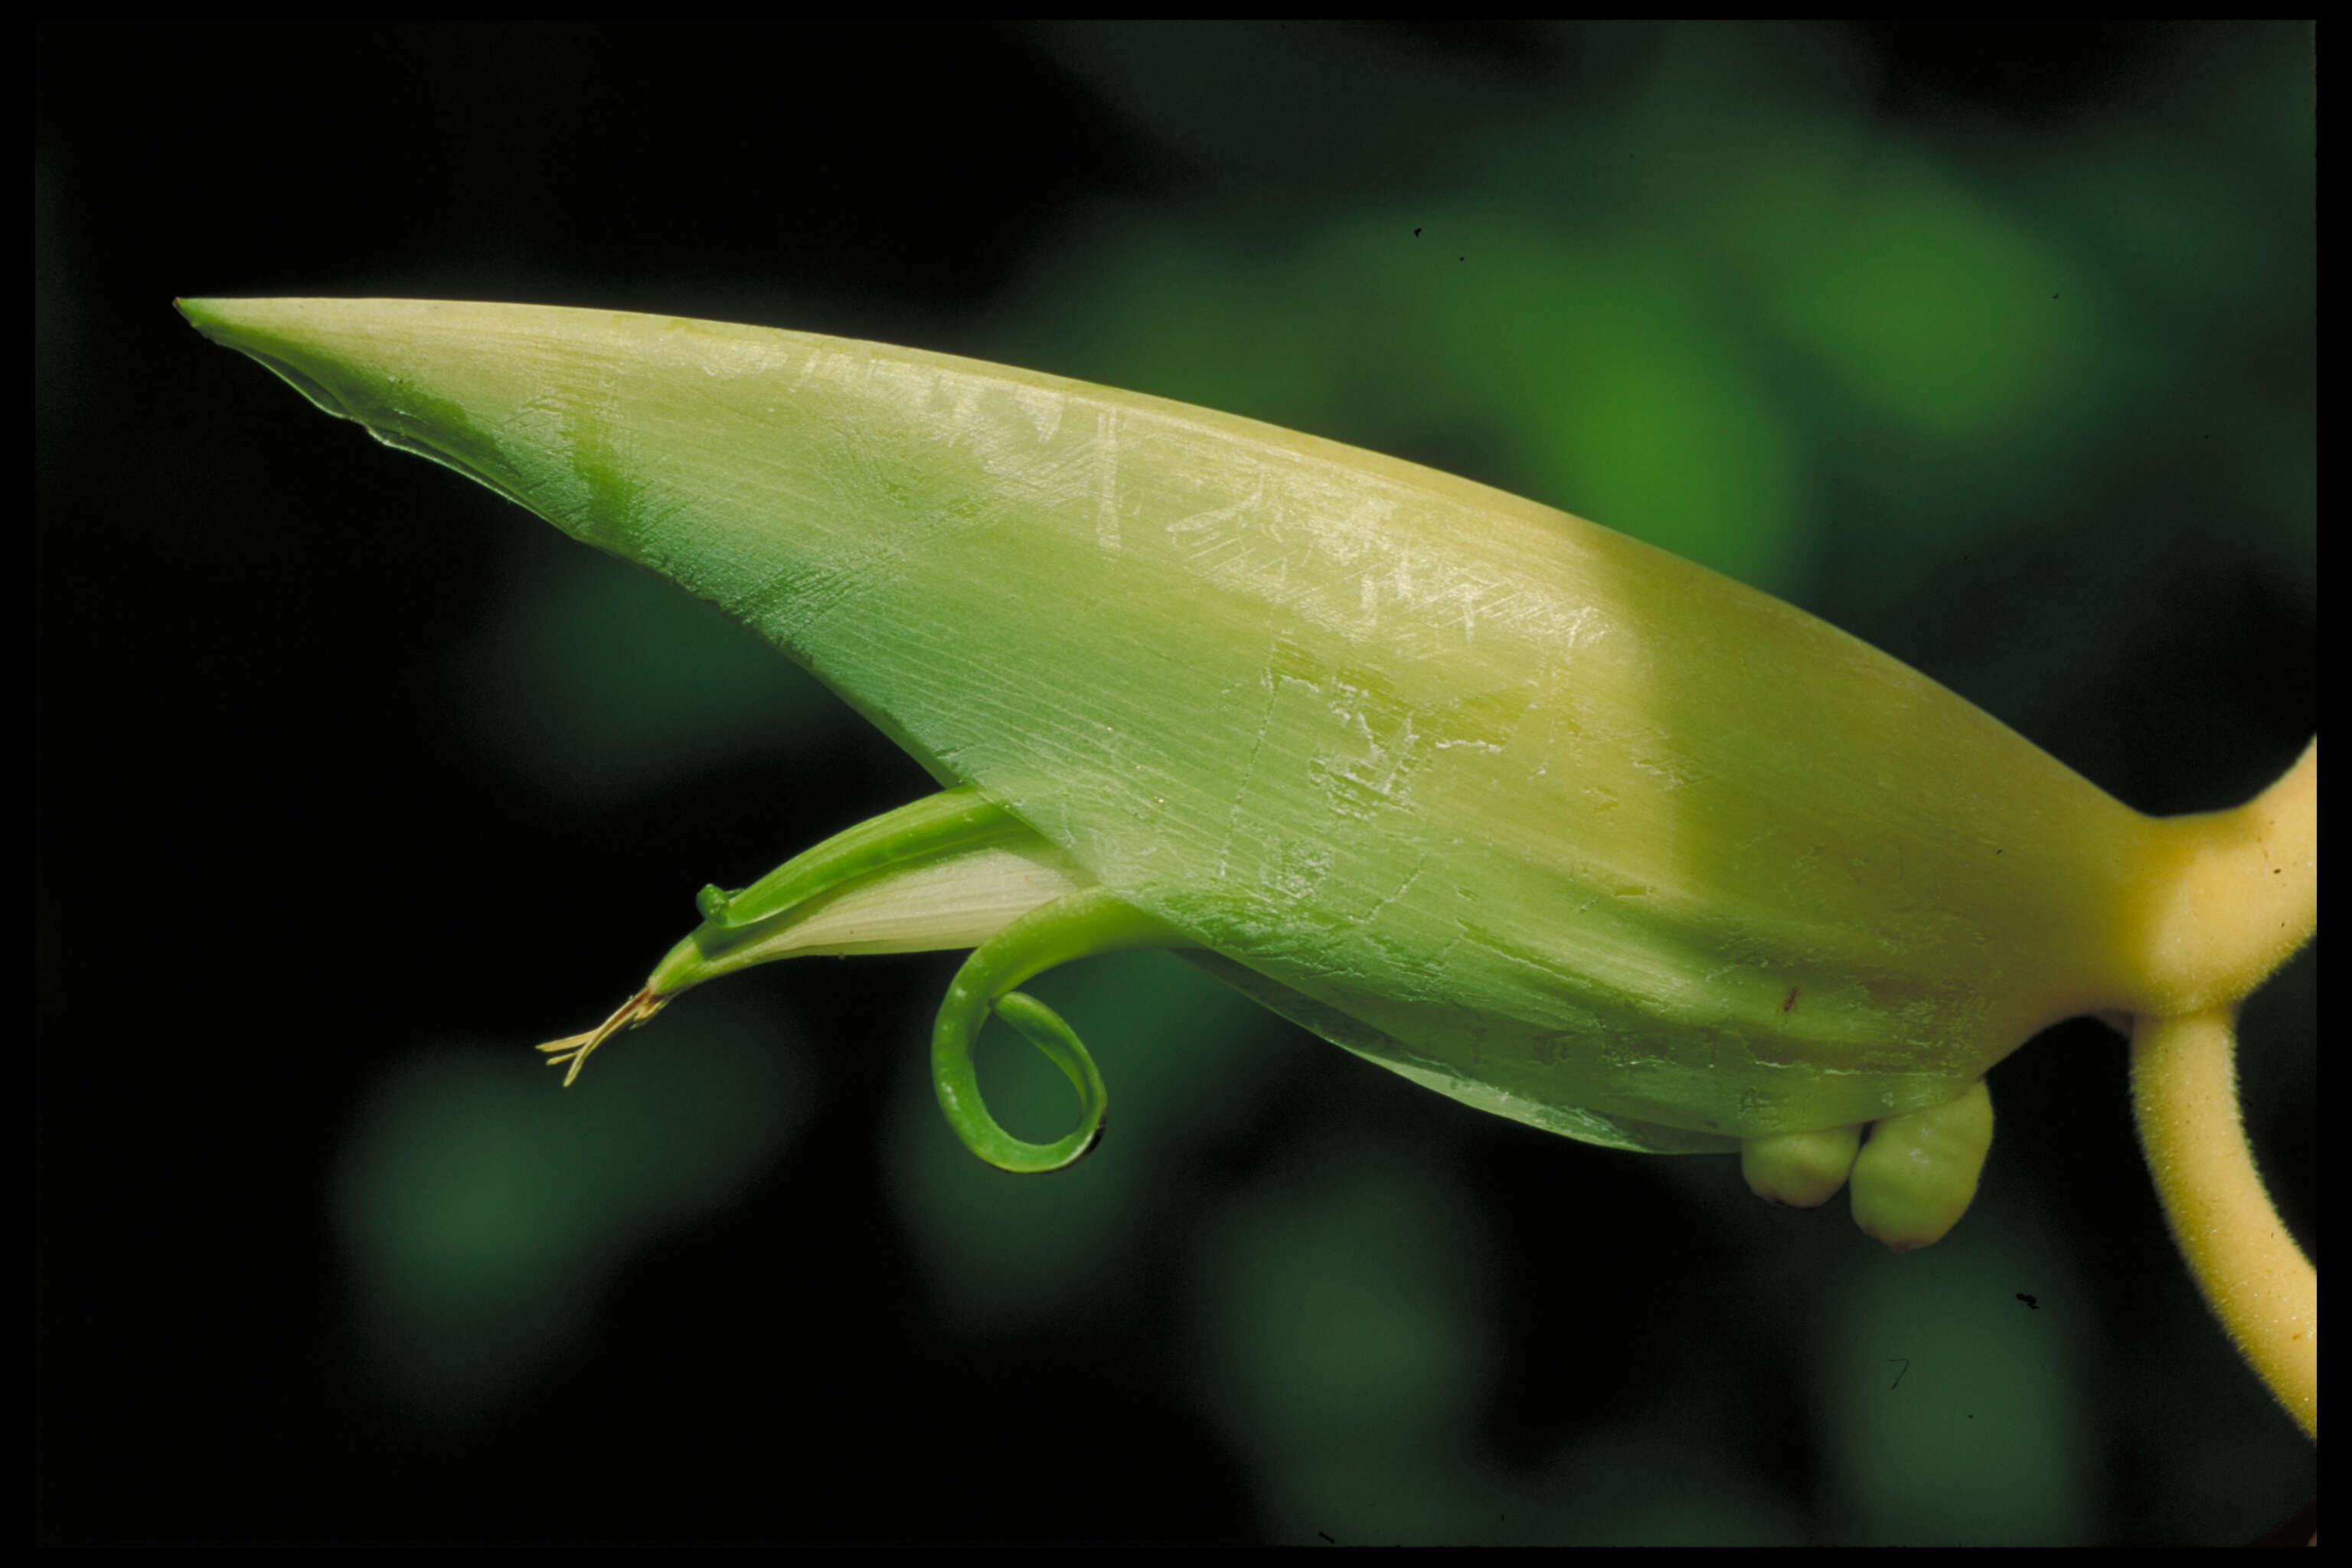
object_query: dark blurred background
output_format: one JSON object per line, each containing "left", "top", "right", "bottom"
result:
{"left": 37, "top": 22, "right": 2312, "bottom": 1545}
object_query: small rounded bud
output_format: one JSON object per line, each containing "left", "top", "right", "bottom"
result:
{"left": 1741, "top": 1123, "right": 1864, "bottom": 1207}
{"left": 1850, "top": 1082, "right": 1995, "bottom": 1251}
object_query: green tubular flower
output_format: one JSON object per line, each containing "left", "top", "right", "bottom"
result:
{"left": 176, "top": 299, "right": 2315, "bottom": 1276}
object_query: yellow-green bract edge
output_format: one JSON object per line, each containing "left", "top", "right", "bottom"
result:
{"left": 176, "top": 298, "right": 2309, "bottom": 1225}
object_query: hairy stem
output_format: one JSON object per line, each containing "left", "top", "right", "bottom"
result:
{"left": 2130, "top": 1007, "right": 2317, "bottom": 1441}
{"left": 2133, "top": 739, "right": 2318, "bottom": 1016}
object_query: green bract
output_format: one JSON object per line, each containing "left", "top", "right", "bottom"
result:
{"left": 178, "top": 298, "right": 2313, "bottom": 1260}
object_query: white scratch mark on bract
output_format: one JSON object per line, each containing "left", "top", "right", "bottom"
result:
{"left": 1094, "top": 406, "right": 1121, "bottom": 555}
{"left": 1014, "top": 384, "right": 1064, "bottom": 443}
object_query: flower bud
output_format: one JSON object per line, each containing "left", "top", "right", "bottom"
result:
{"left": 179, "top": 298, "right": 2313, "bottom": 1246}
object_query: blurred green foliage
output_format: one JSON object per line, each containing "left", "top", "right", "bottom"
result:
{"left": 332, "top": 991, "right": 805, "bottom": 1421}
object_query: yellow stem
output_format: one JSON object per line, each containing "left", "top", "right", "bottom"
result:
{"left": 2129, "top": 1007, "right": 2317, "bottom": 1441}
{"left": 2132, "top": 739, "right": 2318, "bottom": 1015}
